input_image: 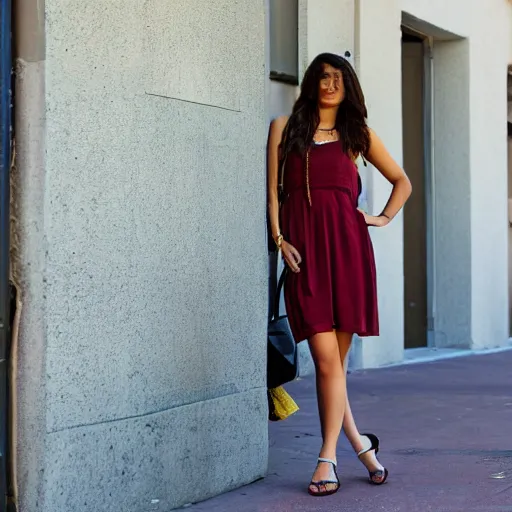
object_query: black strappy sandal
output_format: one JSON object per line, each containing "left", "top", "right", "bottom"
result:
{"left": 358, "top": 433, "right": 389, "bottom": 485}
{"left": 308, "top": 457, "right": 340, "bottom": 497}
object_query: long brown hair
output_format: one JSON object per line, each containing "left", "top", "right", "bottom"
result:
{"left": 280, "top": 53, "right": 370, "bottom": 162}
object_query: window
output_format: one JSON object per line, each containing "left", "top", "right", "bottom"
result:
{"left": 269, "top": 0, "right": 299, "bottom": 85}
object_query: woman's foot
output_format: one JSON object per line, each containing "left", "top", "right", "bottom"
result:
{"left": 308, "top": 457, "right": 340, "bottom": 496}
{"left": 357, "top": 433, "right": 388, "bottom": 485}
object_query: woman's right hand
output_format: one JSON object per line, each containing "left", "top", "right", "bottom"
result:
{"left": 281, "top": 241, "right": 302, "bottom": 273}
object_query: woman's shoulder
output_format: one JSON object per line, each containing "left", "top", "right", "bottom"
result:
{"left": 270, "top": 115, "right": 289, "bottom": 133}
{"left": 269, "top": 115, "right": 290, "bottom": 146}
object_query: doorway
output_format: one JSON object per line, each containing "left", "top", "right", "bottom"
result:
{"left": 401, "top": 28, "right": 432, "bottom": 349}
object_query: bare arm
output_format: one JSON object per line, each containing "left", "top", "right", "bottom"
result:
{"left": 268, "top": 116, "right": 288, "bottom": 241}
{"left": 360, "top": 129, "right": 412, "bottom": 227}
{"left": 267, "top": 116, "right": 302, "bottom": 272}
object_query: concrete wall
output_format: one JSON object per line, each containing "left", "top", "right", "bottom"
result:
{"left": 14, "top": 1, "right": 269, "bottom": 511}
{"left": 467, "top": 0, "right": 510, "bottom": 348}
{"left": 510, "top": 12, "right": 512, "bottom": 65}
{"left": 305, "top": 0, "right": 355, "bottom": 59}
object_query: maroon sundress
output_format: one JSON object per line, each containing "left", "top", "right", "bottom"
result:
{"left": 280, "top": 141, "right": 379, "bottom": 342}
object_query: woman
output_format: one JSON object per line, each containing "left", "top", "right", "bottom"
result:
{"left": 267, "top": 53, "right": 411, "bottom": 497}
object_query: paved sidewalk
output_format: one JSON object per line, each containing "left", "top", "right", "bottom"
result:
{"left": 190, "top": 351, "right": 512, "bottom": 512}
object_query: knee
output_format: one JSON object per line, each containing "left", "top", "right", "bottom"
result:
{"left": 310, "top": 332, "right": 343, "bottom": 378}
{"left": 314, "top": 354, "right": 343, "bottom": 379}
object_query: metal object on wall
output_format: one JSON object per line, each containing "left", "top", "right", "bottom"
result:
{"left": 343, "top": 50, "right": 354, "bottom": 67}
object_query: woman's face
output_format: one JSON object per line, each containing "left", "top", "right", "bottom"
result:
{"left": 318, "top": 63, "right": 345, "bottom": 108}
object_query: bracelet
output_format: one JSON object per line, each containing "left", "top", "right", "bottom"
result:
{"left": 273, "top": 233, "right": 284, "bottom": 249}
{"left": 380, "top": 212, "right": 391, "bottom": 220}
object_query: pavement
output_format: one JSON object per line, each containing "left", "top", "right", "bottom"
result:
{"left": 189, "top": 351, "right": 512, "bottom": 512}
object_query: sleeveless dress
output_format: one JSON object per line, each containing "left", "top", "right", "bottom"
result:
{"left": 280, "top": 141, "right": 379, "bottom": 342}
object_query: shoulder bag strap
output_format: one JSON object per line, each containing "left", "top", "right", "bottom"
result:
{"left": 271, "top": 265, "right": 288, "bottom": 321}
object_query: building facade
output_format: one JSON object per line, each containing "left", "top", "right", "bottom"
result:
{"left": 271, "top": 0, "right": 511, "bottom": 371}
{"left": 9, "top": 0, "right": 511, "bottom": 511}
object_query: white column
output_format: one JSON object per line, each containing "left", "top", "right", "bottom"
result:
{"left": 467, "top": 3, "right": 509, "bottom": 349}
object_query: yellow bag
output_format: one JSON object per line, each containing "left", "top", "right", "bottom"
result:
{"left": 268, "top": 386, "right": 299, "bottom": 421}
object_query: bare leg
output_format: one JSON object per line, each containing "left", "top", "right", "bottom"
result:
{"left": 336, "top": 332, "right": 385, "bottom": 481}
{"left": 308, "top": 330, "right": 345, "bottom": 494}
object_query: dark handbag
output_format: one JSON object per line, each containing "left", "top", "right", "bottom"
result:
{"left": 267, "top": 267, "right": 299, "bottom": 388}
